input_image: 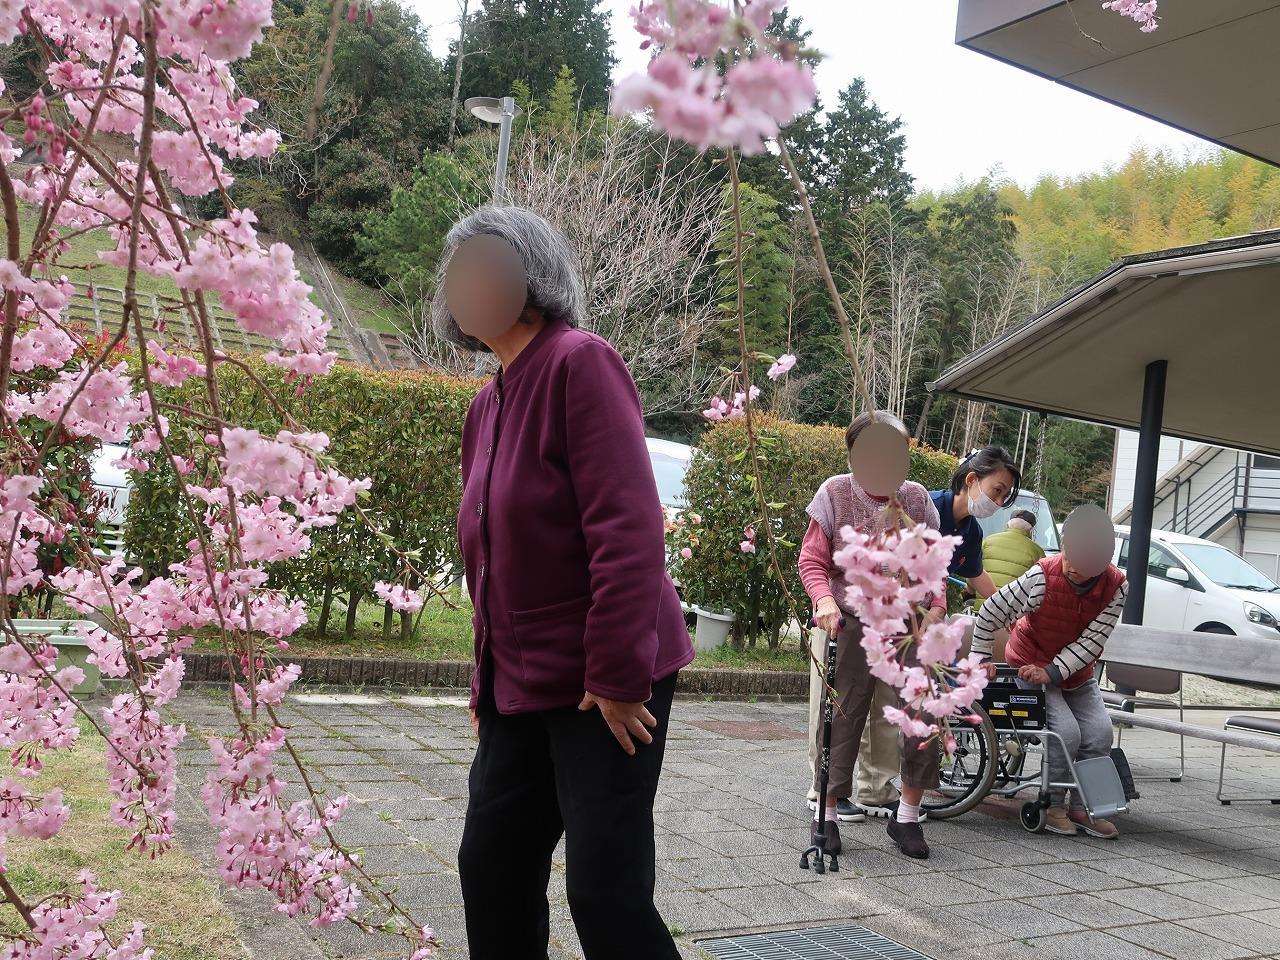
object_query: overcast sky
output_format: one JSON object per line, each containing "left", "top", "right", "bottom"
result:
{"left": 415, "top": 0, "right": 1214, "bottom": 193}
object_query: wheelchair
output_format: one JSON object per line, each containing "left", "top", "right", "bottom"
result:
{"left": 920, "top": 663, "right": 1131, "bottom": 833}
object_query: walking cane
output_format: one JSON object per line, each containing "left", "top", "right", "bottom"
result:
{"left": 800, "top": 617, "right": 844, "bottom": 874}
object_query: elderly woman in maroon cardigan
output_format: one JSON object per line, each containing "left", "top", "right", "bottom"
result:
{"left": 433, "top": 207, "right": 694, "bottom": 960}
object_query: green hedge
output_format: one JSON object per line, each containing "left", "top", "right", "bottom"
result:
{"left": 678, "top": 415, "right": 956, "bottom": 648}
{"left": 124, "top": 359, "right": 479, "bottom": 638}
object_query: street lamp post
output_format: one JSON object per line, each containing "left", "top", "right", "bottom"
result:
{"left": 463, "top": 95, "right": 523, "bottom": 376}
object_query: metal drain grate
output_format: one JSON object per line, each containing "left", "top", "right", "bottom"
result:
{"left": 699, "top": 924, "right": 934, "bottom": 960}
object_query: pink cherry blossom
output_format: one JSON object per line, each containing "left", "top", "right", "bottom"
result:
{"left": 612, "top": 1, "right": 817, "bottom": 153}
{"left": 1103, "top": 0, "right": 1159, "bottom": 31}
{"left": 375, "top": 581, "right": 425, "bottom": 614}
{"left": 680, "top": 546, "right": 693, "bottom": 560}
{"left": 767, "top": 353, "right": 796, "bottom": 380}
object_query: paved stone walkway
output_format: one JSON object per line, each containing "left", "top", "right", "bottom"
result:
{"left": 168, "top": 690, "right": 1280, "bottom": 960}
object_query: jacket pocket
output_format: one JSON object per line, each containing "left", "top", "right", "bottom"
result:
{"left": 509, "top": 597, "right": 591, "bottom": 696}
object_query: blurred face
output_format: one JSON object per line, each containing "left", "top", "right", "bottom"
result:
{"left": 444, "top": 234, "right": 528, "bottom": 343}
{"left": 1062, "top": 557, "right": 1090, "bottom": 585}
{"left": 1060, "top": 504, "right": 1114, "bottom": 582}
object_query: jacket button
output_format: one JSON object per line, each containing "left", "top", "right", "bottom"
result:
{"left": 486, "top": 444, "right": 492, "bottom": 456}
{"left": 479, "top": 563, "right": 486, "bottom": 578}
{"left": 477, "top": 502, "right": 484, "bottom": 516}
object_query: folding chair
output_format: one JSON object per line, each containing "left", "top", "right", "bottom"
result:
{"left": 1101, "top": 661, "right": 1184, "bottom": 782}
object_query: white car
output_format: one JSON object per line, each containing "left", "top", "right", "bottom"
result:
{"left": 1113, "top": 525, "right": 1280, "bottom": 639}
{"left": 646, "top": 437, "right": 693, "bottom": 510}
{"left": 976, "top": 489, "right": 1061, "bottom": 554}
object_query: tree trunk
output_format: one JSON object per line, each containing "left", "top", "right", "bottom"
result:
{"left": 317, "top": 578, "right": 334, "bottom": 639}
{"left": 343, "top": 587, "right": 363, "bottom": 642}
{"left": 446, "top": 0, "right": 469, "bottom": 148}
{"left": 382, "top": 601, "right": 395, "bottom": 643}
{"left": 400, "top": 610, "right": 414, "bottom": 644}
{"left": 914, "top": 391, "right": 934, "bottom": 441}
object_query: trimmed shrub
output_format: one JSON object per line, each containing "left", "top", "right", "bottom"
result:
{"left": 124, "top": 358, "right": 479, "bottom": 639}
{"left": 678, "top": 415, "right": 956, "bottom": 648}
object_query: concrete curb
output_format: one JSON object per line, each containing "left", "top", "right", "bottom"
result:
{"left": 180, "top": 651, "right": 809, "bottom": 701}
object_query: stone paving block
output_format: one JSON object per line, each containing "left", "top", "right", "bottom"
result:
{"left": 877, "top": 870, "right": 998, "bottom": 907}
{"left": 653, "top": 889, "right": 753, "bottom": 934}
{"left": 1133, "top": 851, "right": 1250, "bottom": 880}
{"left": 1102, "top": 885, "right": 1224, "bottom": 921}
{"left": 953, "top": 899, "right": 1085, "bottom": 939}
{"left": 1112, "top": 921, "right": 1253, "bottom": 960}
{"left": 664, "top": 854, "right": 782, "bottom": 891}
{"left": 1156, "top": 878, "right": 1280, "bottom": 911}
{"left": 946, "top": 837, "right": 1068, "bottom": 867}
{"left": 964, "top": 865, "right": 1076, "bottom": 897}
{"left": 1020, "top": 860, "right": 1137, "bottom": 892}
{"left": 706, "top": 882, "right": 846, "bottom": 927}
{"left": 1178, "top": 913, "right": 1280, "bottom": 953}
{"left": 1245, "top": 907, "right": 1280, "bottom": 928}
{"left": 1023, "top": 891, "right": 1159, "bottom": 928}
{"left": 990, "top": 929, "right": 1174, "bottom": 960}
{"left": 1078, "top": 855, "right": 1204, "bottom": 885}
{"left": 684, "top": 828, "right": 794, "bottom": 857}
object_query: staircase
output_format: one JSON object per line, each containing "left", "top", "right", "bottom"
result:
{"left": 64, "top": 281, "right": 420, "bottom": 370}
{"left": 1140, "top": 446, "right": 1280, "bottom": 540}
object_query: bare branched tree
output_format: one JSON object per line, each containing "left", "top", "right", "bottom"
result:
{"left": 831, "top": 204, "right": 940, "bottom": 420}
{"left": 480, "top": 118, "right": 723, "bottom": 415}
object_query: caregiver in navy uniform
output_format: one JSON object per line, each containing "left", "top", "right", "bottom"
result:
{"left": 434, "top": 206, "right": 694, "bottom": 960}
{"left": 931, "top": 446, "right": 1022, "bottom": 603}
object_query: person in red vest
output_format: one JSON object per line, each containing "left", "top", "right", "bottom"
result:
{"left": 970, "top": 505, "right": 1128, "bottom": 839}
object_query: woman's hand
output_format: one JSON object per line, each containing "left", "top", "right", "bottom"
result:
{"left": 469, "top": 708, "right": 479, "bottom": 735}
{"left": 981, "top": 661, "right": 998, "bottom": 680}
{"left": 924, "top": 605, "right": 946, "bottom": 626}
{"left": 579, "top": 692, "right": 657, "bottom": 755}
{"left": 1018, "top": 664, "right": 1051, "bottom": 685}
{"left": 814, "top": 596, "right": 842, "bottom": 637}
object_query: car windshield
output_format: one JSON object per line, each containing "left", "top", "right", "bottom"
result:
{"left": 650, "top": 452, "right": 689, "bottom": 508}
{"left": 976, "top": 492, "right": 1060, "bottom": 552}
{"left": 1177, "top": 542, "right": 1280, "bottom": 591}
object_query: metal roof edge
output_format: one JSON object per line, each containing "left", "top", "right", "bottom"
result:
{"left": 927, "top": 231, "right": 1280, "bottom": 395}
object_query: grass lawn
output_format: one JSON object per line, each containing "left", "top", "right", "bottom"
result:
{"left": 0, "top": 728, "right": 246, "bottom": 960}
{"left": 192, "top": 591, "right": 811, "bottom": 672}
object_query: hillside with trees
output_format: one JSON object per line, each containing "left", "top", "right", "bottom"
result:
{"left": 5, "top": 0, "right": 1276, "bottom": 511}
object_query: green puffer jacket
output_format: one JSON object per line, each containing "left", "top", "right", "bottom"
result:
{"left": 978, "top": 529, "right": 1046, "bottom": 606}
{"left": 972, "top": 529, "right": 1044, "bottom": 611}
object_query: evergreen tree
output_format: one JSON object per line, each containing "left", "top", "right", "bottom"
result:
{"left": 794, "top": 78, "right": 913, "bottom": 217}
{"left": 357, "top": 151, "right": 480, "bottom": 306}
{"left": 451, "top": 0, "right": 616, "bottom": 113}
{"left": 542, "top": 65, "right": 580, "bottom": 131}
{"left": 713, "top": 181, "right": 794, "bottom": 361}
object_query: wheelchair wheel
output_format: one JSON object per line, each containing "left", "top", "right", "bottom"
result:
{"left": 921, "top": 706, "right": 998, "bottom": 820}
{"left": 1020, "top": 801, "right": 1047, "bottom": 834}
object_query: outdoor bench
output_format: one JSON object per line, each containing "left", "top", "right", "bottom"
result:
{"left": 1101, "top": 624, "right": 1280, "bottom": 804}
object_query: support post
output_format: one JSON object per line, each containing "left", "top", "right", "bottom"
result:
{"left": 1123, "top": 360, "right": 1168, "bottom": 628}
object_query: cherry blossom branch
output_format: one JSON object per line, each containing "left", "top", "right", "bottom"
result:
{"left": 724, "top": 147, "right": 806, "bottom": 639}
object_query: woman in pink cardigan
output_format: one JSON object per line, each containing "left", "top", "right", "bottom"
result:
{"left": 799, "top": 410, "right": 944, "bottom": 860}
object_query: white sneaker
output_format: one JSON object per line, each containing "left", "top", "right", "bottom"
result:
{"left": 806, "top": 788, "right": 818, "bottom": 802}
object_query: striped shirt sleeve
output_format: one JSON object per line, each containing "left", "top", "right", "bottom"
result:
{"left": 1051, "top": 577, "right": 1128, "bottom": 681}
{"left": 972, "top": 567, "right": 1046, "bottom": 661}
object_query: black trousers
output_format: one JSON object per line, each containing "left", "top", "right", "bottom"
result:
{"left": 459, "top": 672, "right": 681, "bottom": 960}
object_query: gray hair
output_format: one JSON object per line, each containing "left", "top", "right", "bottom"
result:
{"left": 430, "top": 206, "right": 585, "bottom": 351}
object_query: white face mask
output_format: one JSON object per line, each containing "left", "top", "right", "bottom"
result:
{"left": 967, "top": 482, "right": 1001, "bottom": 519}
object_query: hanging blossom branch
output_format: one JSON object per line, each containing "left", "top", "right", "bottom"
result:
{"left": 0, "top": 2, "right": 434, "bottom": 956}
{"left": 611, "top": 0, "right": 990, "bottom": 749}
{"left": 1102, "top": 0, "right": 1158, "bottom": 32}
